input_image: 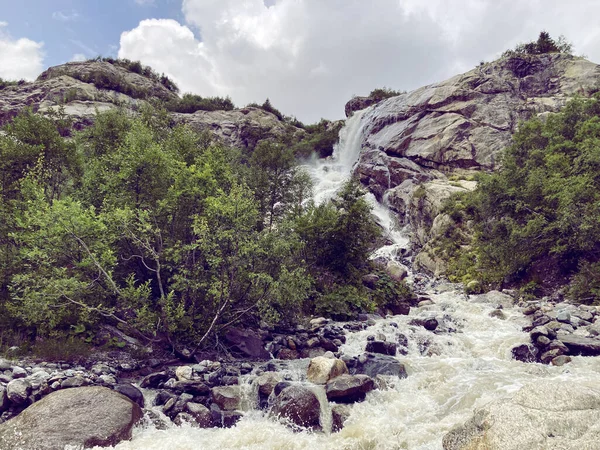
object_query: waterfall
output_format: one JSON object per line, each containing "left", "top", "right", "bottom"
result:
{"left": 303, "top": 108, "right": 409, "bottom": 262}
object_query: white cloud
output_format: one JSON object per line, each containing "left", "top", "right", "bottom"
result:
{"left": 71, "top": 53, "right": 87, "bottom": 62}
{"left": 52, "top": 10, "right": 80, "bottom": 22}
{"left": 134, "top": 0, "right": 155, "bottom": 5}
{"left": 0, "top": 23, "right": 44, "bottom": 81}
{"left": 119, "top": 0, "right": 600, "bottom": 122}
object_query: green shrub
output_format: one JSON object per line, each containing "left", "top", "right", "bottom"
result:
{"left": 368, "top": 87, "right": 405, "bottom": 101}
{"left": 502, "top": 31, "right": 573, "bottom": 58}
{"left": 165, "top": 93, "right": 235, "bottom": 113}
{"left": 315, "top": 285, "right": 373, "bottom": 320}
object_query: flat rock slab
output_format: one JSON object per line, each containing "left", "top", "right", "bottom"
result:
{"left": 0, "top": 386, "right": 143, "bottom": 450}
{"left": 558, "top": 334, "right": 600, "bottom": 356}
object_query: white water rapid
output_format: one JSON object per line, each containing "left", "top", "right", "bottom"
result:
{"left": 95, "top": 112, "right": 600, "bottom": 450}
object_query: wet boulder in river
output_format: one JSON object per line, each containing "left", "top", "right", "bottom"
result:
{"left": 271, "top": 385, "right": 322, "bottom": 431}
{"left": 307, "top": 356, "right": 348, "bottom": 384}
{"left": 326, "top": 374, "right": 375, "bottom": 403}
{"left": 349, "top": 353, "right": 407, "bottom": 378}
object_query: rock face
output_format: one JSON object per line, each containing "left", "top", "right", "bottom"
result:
{"left": 325, "top": 374, "right": 375, "bottom": 403}
{"left": 443, "top": 380, "right": 600, "bottom": 450}
{"left": 350, "top": 54, "right": 600, "bottom": 271}
{"left": 0, "top": 61, "right": 304, "bottom": 151}
{"left": 0, "top": 386, "right": 142, "bottom": 450}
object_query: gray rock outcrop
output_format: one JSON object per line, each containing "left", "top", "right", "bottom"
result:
{"left": 349, "top": 54, "right": 600, "bottom": 272}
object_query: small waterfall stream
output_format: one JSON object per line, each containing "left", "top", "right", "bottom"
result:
{"left": 96, "top": 111, "right": 600, "bottom": 450}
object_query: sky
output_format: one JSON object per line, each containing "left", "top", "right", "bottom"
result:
{"left": 1, "top": 0, "right": 600, "bottom": 123}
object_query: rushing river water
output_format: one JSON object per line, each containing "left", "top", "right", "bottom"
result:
{"left": 96, "top": 110, "right": 600, "bottom": 450}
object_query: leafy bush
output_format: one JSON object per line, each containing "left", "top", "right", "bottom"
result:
{"left": 165, "top": 93, "right": 235, "bottom": 113}
{"left": 502, "top": 31, "right": 573, "bottom": 58}
{"left": 368, "top": 87, "right": 405, "bottom": 101}
{"left": 441, "top": 94, "right": 600, "bottom": 299}
{"left": 0, "top": 78, "right": 25, "bottom": 90}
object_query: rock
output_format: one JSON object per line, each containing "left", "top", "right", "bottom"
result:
{"left": 310, "top": 317, "right": 329, "bottom": 329}
{"left": 0, "top": 386, "right": 8, "bottom": 413}
{"left": 271, "top": 385, "right": 321, "bottom": 430}
{"left": 331, "top": 404, "right": 352, "bottom": 432}
{"left": 277, "top": 348, "right": 299, "bottom": 360}
{"left": 386, "top": 261, "right": 408, "bottom": 281}
{"left": 365, "top": 340, "right": 397, "bottom": 356}
{"left": 171, "top": 380, "right": 211, "bottom": 396}
{"left": 443, "top": 380, "right": 600, "bottom": 450}
{"left": 558, "top": 334, "right": 600, "bottom": 356}
{"left": 306, "top": 357, "right": 348, "bottom": 384}
{"left": 536, "top": 335, "right": 551, "bottom": 346}
{"left": 522, "top": 304, "right": 539, "bottom": 315}
{"left": 185, "top": 402, "right": 213, "bottom": 428}
{"left": 256, "top": 372, "right": 282, "bottom": 397}
{"left": 326, "top": 374, "right": 375, "bottom": 403}
{"left": 540, "top": 349, "right": 563, "bottom": 364}
{"left": 345, "top": 96, "right": 377, "bottom": 117}
{"left": 114, "top": 383, "right": 144, "bottom": 408}
{"left": 6, "top": 379, "right": 31, "bottom": 405}
{"left": 551, "top": 355, "right": 572, "bottom": 366}
{"left": 175, "top": 365, "right": 193, "bottom": 381}
{"left": 224, "top": 327, "right": 270, "bottom": 359}
{"left": 0, "top": 386, "right": 142, "bottom": 449}
{"left": 61, "top": 376, "right": 87, "bottom": 389}
{"left": 350, "top": 353, "right": 407, "bottom": 378}
{"left": 362, "top": 273, "right": 380, "bottom": 289}
{"left": 489, "top": 309, "right": 506, "bottom": 320}
{"left": 556, "top": 311, "right": 571, "bottom": 323}
{"left": 211, "top": 386, "right": 241, "bottom": 411}
{"left": 529, "top": 326, "right": 550, "bottom": 341}
{"left": 411, "top": 317, "right": 439, "bottom": 331}
{"left": 140, "top": 371, "right": 169, "bottom": 389}
{"left": 511, "top": 344, "right": 538, "bottom": 363}
{"left": 11, "top": 366, "right": 27, "bottom": 379}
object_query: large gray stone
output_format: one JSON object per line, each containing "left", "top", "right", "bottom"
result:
{"left": 326, "top": 374, "right": 375, "bottom": 403}
{"left": 443, "top": 380, "right": 600, "bottom": 450}
{"left": 0, "top": 386, "right": 143, "bottom": 450}
{"left": 271, "top": 385, "right": 322, "bottom": 431}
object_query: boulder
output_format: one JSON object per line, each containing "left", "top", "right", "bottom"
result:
{"left": 140, "top": 371, "right": 169, "bottom": 389}
{"left": 185, "top": 402, "right": 213, "bottom": 428}
{"left": 557, "top": 334, "right": 600, "bottom": 356}
{"left": 175, "top": 365, "right": 193, "bottom": 381}
{"left": 256, "top": 372, "right": 282, "bottom": 397}
{"left": 6, "top": 378, "right": 31, "bottom": 405}
{"left": 114, "top": 383, "right": 145, "bottom": 408}
{"left": 271, "top": 385, "right": 322, "bottom": 430}
{"left": 0, "top": 386, "right": 142, "bottom": 449}
{"left": 511, "top": 344, "right": 538, "bottom": 363}
{"left": 224, "top": 327, "right": 270, "bottom": 359}
{"left": 307, "top": 357, "right": 348, "bottom": 384}
{"left": 211, "top": 386, "right": 241, "bottom": 411}
{"left": 331, "top": 404, "right": 352, "bottom": 432}
{"left": 326, "top": 374, "right": 375, "bottom": 403}
{"left": 365, "top": 340, "right": 397, "bottom": 356}
{"left": 350, "top": 353, "right": 407, "bottom": 378}
{"left": 443, "top": 380, "right": 600, "bottom": 450}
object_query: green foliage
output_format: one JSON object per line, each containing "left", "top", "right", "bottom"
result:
{"left": 368, "top": 87, "right": 405, "bottom": 101}
{"left": 502, "top": 31, "right": 573, "bottom": 58}
{"left": 0, "top": 104, "right": 384, "bottom": 354}
{"left": 0, "top": 78, "right": 25, "bottom": 90}
{"left": 292, "top": 120, "right": 343, "bottom": 158}
{"left": 71, "top": 69, "right": 151, "bottom": 99}
{"left": 442, "top": 94, "right": 600, "bottom": 300}
{"left": 368, "top": 272, "right": 414, "bottom": 310}
{"left": 165, "top": 93, "right": 235, "bottom": 113}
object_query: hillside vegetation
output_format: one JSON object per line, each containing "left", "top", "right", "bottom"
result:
{"left": 0, "top": 104, "right": 411, "bottom": 355}
{"left": 440, "top": 94, "right": 600, "bottom": 302}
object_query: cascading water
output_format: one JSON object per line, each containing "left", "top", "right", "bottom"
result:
{"left": 96, "top": 111, "right": 600, "bottom": 450}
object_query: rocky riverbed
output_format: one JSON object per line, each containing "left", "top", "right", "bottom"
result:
{"left": 2, "top": 282, "right": 600, "bottom": 449}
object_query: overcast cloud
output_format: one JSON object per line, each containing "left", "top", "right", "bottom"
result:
{"left": 0, "top": 22, "right": 44, "bottom": 81}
